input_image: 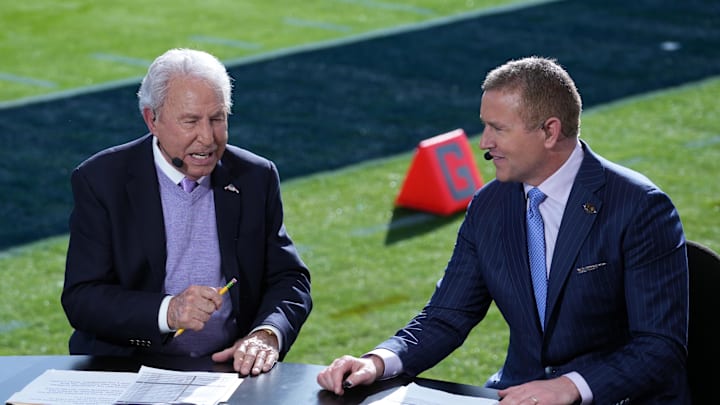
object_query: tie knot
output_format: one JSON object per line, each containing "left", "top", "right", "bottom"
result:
{"left": 180, "top": 177, "right": 198, "bottom": 193}
{"left": 527, "top": 188, "right": 546, "bottom": 208}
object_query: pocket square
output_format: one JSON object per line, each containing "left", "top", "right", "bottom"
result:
{"left": 576, "top": 262, "right": 607, "bottom": 273}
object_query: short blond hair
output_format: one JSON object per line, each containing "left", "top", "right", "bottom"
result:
{"left": 482, "top": 56, "right": 581, "bottom": 138}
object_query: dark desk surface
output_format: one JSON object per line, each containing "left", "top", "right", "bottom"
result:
{"left": 0, "top": 355, "right": 499, "bottom": 404}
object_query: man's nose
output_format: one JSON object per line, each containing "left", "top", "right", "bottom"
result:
{"left": 479, "top": 130, "right": 492, "bottom": 149}
{"left": 196, "top": 119, "right": 214, "bottom": 144}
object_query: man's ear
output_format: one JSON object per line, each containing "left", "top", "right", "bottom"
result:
{"left": 142, "top": 107, "right": 156, "bottom": 133}
{"left": 542, "top": 117, "right": 563, "bottom": 147}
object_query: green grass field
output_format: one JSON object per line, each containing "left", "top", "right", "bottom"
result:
{"left": 0, "top": 0, "right": 528, "bottom": 103}
{"left": 1, "top": 77, "right": 719, "bottom": 384}
{"left": 1, "top": 0, "right": 719, "bottom": 388}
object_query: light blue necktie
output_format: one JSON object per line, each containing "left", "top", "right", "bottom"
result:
{"left": 181, "top": 177, "right": 198, "bottom": 193}
{"left": 527, "top": 187, "right": 548, "bottom": 330}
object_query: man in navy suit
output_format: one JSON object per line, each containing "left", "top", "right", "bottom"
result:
{"left": 317, "top": 57, "right": 689, "bottom": 404}
{"left": 62, "top": 48, "right": 312, "bottom": 376}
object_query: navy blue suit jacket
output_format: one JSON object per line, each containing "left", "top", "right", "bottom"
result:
{"left": 378, "top": 142, "right": 689, "bottom": 404}
{"left": 62, "top": 134, "right": 312, "bottom": 359}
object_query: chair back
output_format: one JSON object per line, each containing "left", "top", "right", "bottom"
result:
{"left": 687, "top": 240, "right": 720, "bottom": 404}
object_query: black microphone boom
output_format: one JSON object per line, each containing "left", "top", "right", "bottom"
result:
{"left": 158, "top": 141, "right": 184, "bottom": 168}
{"left": 484, "top": 151, "right": 492, "bottom": 161}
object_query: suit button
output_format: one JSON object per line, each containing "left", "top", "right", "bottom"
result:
{"left": 544, "top": 366, "right": 557, "bottom": 377}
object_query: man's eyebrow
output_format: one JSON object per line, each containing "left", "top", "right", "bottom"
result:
{"left": 178, "top": 113, "right": 199, "bottom": 120}
{"left": 480, "top": 118, "right": 497, "bottom": 127}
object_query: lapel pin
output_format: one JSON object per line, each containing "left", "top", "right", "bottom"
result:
{"left": 224, "top": 184, "right": 239, "bottom": 194}
{"left": 582, "top": 202, "right": 597, "bottom": 214}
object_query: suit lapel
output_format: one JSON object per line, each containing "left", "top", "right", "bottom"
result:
{"left": 545, "top": 142, "right": 605, "bottom": 325}
{"left": 211, "top": 160, "right": 243, "bottom": 311}
{"left": 126, "top": 135, "right": 167, "bottom": 288}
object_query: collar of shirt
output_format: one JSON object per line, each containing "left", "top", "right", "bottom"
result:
{"left": 523, "top": 140, "right": 584, "bottom": 272}
{"left": 152, "top": 136, "right": 208, "bottom": 186}
{"left": 523, "top": 140, "right": 584, "bottom": 208}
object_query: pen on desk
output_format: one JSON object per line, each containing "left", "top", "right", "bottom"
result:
{"left": 173, "top": 277, "right": 237, "bottom": 338}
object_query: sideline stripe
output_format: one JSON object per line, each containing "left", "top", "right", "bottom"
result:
{"left": 189, "top": 35, "right": 263, "bottom": 50}
{"left": 284, "top": 17, "right": 352, "bottom": 33}
{"left": 686, "top": 135, "right": 720, "bottom": 149}
{"left": 334, "top": 0, "right": 435, "bottom": 16}
{"left": 0, "top": 0, "right": 563, "bottom": 110}
{"left": 0, "top": 72, "right": 56, "bottom": 88}
{"left": 221, "top": 0, "right": 561, "bottom": 69}
{"left": 0, "top": 320, "right": 26, "bottom": 334}
{"left": 91, "top": 53, "right": 151, "bottom": 67}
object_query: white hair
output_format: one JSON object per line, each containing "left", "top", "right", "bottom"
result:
{"left": 137, "top": 48, "right": 233, "bottom": 115}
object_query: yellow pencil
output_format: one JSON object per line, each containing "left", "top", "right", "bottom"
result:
{"left": 173, "top": 277, "right": 237, "bottom": 338}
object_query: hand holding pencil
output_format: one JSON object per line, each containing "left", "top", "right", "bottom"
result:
{"left": 173, "top": 278, "right": 237, "bottom": 338}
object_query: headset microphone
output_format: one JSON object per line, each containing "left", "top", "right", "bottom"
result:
{"left": 157, "top": 140, "right": 184, "bottom": 168}
{"left": 484, "top": 151, "right": 492, "bottom": 161}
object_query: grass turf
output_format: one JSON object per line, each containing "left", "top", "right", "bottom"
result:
{"left": 2, "top": 0, "right": 719, "bottom": 250}
{"left": 0, "top": 0, "right": 718, "bottom": 388}
{"left": 1, "top": 77, "right": 718, "bottom": 386}
{"left": 0, "top": 0, "right": 528, "bottom": 102}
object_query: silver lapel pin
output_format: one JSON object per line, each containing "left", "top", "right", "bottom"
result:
{"left": 224, "top": 184, "right": 239, "bottom": 194}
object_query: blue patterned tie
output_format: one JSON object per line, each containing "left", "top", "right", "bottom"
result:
{"left": 527, "top": 188, "right": 548, "bottom": 330}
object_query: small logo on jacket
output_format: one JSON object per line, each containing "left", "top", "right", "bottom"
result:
{"left": 583, "top": 202, "right": 598, "bottom": 214}
{"left": 224, "top": 184, "right": 239, "bottom": 194}
{"left": 576, "top": 262, "right": 607, "bottom": 273}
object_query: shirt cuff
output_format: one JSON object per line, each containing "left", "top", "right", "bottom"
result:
{"left": 563, "top": 372, "right": 593, "bottom": 404}
{"left": 365, "top": 348, "right": 403, "bottom": 380}
{"left": 250, "top": 325, "right": 283, "bottom": 352}
{"left": 158, "top": 295, "right": 173, "bottom": 333}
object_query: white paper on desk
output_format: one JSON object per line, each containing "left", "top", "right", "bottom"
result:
{"left": 365, "top": 382, "right": 499, "bottom": 405}
{"left": 114, "top": 365, "right": 242, "bottom": 405}
{"left": 5, "top": 369, "right": 137, "bottom": 405}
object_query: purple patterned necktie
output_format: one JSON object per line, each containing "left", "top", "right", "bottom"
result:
{"left": 180, "top": 177, "right": 198, "bottom": 193}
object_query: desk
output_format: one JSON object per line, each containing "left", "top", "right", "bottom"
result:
{"left": 0, "top": 355, "right": 499, "bottom": 404}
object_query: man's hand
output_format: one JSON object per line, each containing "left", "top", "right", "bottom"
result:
{"left": 316, "top": 355, "right": 384, "bottom": 396}
{"left": 168, "top": 285, "right": 223, "bottom": 331}
{"left": 497, "top": 376, "right": 580, "bottom": 405}
{"left": 212, "top": 330, "right": 279, "bottom": 375}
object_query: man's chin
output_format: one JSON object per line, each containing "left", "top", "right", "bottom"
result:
{"left": 494, "top": 172, "right": 510, "bottom": 183}
{"left": 187, "top": 167, "right": 215, "bottom": 179}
